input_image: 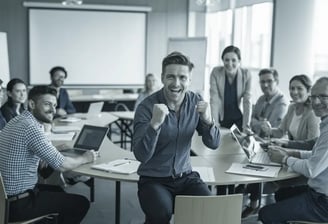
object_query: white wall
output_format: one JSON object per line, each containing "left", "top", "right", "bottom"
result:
{"left": 272, "top": 0, "right": 315, "bottom": 98}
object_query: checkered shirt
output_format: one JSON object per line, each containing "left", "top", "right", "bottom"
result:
{"left": 0, "top": 111, "right": 64, "bottom": 196}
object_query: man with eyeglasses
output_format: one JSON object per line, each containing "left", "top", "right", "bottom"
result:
{"left": 259, "top": 77, "right": 328, "bottom": 223}
{"left": 251, "top": 68, "right": 289, "bottom": 137}
{"left": 49, "top": 66, "right": 76, "bottom": 117}
{"left": 240, "top": 68, "right": 289, "bottom": 218}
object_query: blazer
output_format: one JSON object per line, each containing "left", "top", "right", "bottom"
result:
{"left": 210, "top": 66, "right": 252, "bottom": 130}
{"left": 272, "top": 103, "right": 320, "bottom": 140}
{"left": 0, "top": 100, "right": 26, "bottom": 122}
{"left": 57, "top": 88, "right": 76, "bottom": 114}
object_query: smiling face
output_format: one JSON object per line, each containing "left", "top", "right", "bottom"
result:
{"left": 222, "top": 52, "right": 240, "bottom": 75}
{"left": 161, "top": 64, "right": 191, "bottom": 106}
{"left": 8, "top": 83, "right": 27, "bottom": 104}
{"left": 311, "top": 80, "right": 328, "bottom": 118}
{"left": 260, "top": 72, "right": 278, "bottom": 97}
{"left": 289, "top": 80, "right": 310, "bottom": 103}
{"left": 29, "top": 94, "right": 57, "bottom": 124}
{"left": 51, "top": 70, "right": 66, "bottom": 88}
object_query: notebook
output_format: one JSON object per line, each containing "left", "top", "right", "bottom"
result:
{"left": 91, "top": 159, "right": 140, "bottom": 174}
{"left": 230, "top": 125, "right": 281, "bottom": 167}
{"left": 61, "top": 125, "right": 108, "bottom": 156}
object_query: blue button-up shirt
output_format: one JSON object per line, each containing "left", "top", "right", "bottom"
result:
{"left": 133, "top": 89, "right": 220, "bottom": 177}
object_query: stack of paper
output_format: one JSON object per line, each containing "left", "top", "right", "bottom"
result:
{"left": 226, "top": 163, "right": 281, "bottom": 178}
{"left": 91, "top": 159, "right": 140, "bottom": 174}
{"left": 59, "top": 117, "right": 81, "bottom": 123}
{"left": 52, "top": 126, "right": 81, "bottom": 133}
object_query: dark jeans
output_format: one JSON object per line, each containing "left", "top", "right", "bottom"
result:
{"left": 9, "top": 184, "right": 90, "bottom": 224}
{"left": 259, "top": 186, "right": 328, "bottom": 223}
{"left": 138, "top": 171, "right": 211, "bottom": 224}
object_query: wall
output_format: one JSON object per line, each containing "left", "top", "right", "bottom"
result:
{"left": 272, "top": 0, "right": 315, "bottom": 98}
{"left": 0, "top": 0, "right": 188, "bottom": 86}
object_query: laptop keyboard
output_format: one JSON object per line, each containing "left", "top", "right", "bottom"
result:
{"left": 251, "top": 152, "right": 271, "bottom": 164}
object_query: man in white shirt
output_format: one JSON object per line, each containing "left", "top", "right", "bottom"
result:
{"left": 258, "top": 77, "right": 328, "bottom": 223}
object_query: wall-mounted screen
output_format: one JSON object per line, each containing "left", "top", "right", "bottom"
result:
{"left": 29, "top": 9, "right": 146, "bottom": 86}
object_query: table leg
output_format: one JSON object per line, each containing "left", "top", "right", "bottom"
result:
{"left": 115, "top": 181, "right": 121, "bottom": 224}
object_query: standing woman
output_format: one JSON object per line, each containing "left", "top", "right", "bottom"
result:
{"left": 1, "top": 78, "right": 27, "bottom": 122}
{"left": 210, "top": 45, "right": 252, "bottom": 133}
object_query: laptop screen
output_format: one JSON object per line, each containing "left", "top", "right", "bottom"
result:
{"left": 230, "top": 125, "right": 256, "bottom": 159}
{"left": 74, "top": 125, "right": 108, "bottom": 151}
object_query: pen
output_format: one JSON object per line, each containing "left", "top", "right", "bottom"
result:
{"left": 113, "top": 161, "right": 131, "bottom": 167}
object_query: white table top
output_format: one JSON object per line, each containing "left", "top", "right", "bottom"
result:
{"left": 110, "top": 111, "right": 135, "bottom": 120}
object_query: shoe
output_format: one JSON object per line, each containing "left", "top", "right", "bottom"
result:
{"left": 241, "top": 206, "right": 259, "bottom": 218}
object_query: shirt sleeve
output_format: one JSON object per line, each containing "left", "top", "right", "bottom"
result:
{"left": 26, "top": 124, "right": 64, "bottom": 170}
{"left": 132, "top": 103, "right": 160, "bottom": 163}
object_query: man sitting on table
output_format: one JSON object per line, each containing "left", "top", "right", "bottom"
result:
{"left": 49, "top": 66, "right": 76, "bottom": 117}
{"left": 0, "top": 85, "right": 97, "bottom": 223}
{"left": 133, "top": 52, "right": 220, "bottom": 224}
{"left": 259, "top": 77, "right": 328, "bottom": 223}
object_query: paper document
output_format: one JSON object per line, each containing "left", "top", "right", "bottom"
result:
{"left": 226, "top": 163, "right": 281, "bottom": 178}
{"left": 48, "top": 132, "right": 76, "bottom": 141}
{"left": 59, "top": 117, "right": 81, "bottom": 123}
{"left": 52, "top": 126, "right": 81, "bottom": 133}
{"left": 192, "top": 167, "right": 215, "bottom": 182}
{"left": 91, "top": 159, "right": 140, "bottom": 174}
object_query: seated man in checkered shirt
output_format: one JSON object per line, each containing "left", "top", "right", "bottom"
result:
{"left": 0, "top": 85, "right": 97, "bottom": 224}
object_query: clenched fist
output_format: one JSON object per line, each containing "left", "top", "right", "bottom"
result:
{"left": 150, "top": 104, "right": 169, "bottom": 130}
{"left": 196, "top": 101, "right": 213, "bottom": 126}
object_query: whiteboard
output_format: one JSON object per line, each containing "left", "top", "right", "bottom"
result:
{"left": 168, "top": 37, "right": 207, "bottom": 94}
{"left": 0, "top": 32, "right": 10, "bottom": 85}
{"left": 29, "top": 9, "right": 146, "bottom": 86}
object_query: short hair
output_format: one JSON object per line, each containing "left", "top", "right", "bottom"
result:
{"left": 314, "top": 76, "right": 328, "bottom": 85}
{"left": 221, "top": 45, "right": 241, "bottom": 60}
{"left": 289, "top": 74, "right": 312, "bottom": 92}
{"left": 28, "top": 85, "right": 57, "bottom": 102}
{"left": 49, "top": 66, "right": 67, "bottom": 78}
{"left": 259, "top": 68, "right": 279, "bottom": 82}
{"left": 162, "top": 51, "right": 194, "bottom": 73}
{"left": 6, "top": 78, "right": 26, "bottom": 92}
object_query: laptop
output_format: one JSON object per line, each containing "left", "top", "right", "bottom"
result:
{"left": 61, "top": 125, "right": 108, "bottom": 156}
{"left": 230, "top": 124, "right": 281, "bottom": 167}
{"left": 87, "top": 102, "right": 104, "bottom": 116}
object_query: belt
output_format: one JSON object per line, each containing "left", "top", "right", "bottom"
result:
{"left": 8, "top": 192, "right": 30, "bottom": 202}
{"left": 141, "top": 171, "right": 192, "bottom": 180}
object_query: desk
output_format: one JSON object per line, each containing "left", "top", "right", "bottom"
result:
{"left": 71, "top": 132, "right": 298, "bottom": 224}
{"left": 109, "top": 111, "right": 135, "bottom": 150}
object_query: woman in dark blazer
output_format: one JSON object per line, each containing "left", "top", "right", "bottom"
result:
{"left": 1, "top": 78, "right": 27, "bottom": 122}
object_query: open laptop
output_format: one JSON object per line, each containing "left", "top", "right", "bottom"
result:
{"left": 87, "top": 102, "right": 104, "bottom": 116}
{"left": 230, "top": 124, "right": 281, "bottom": 167}
{"left": 61, "top": 125, "right": 108, "bottom": 156}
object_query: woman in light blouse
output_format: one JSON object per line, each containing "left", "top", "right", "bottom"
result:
{"left": 210, "top": 45, "right": 252, "bottom": 133}
{"left": 134, "top": 73, "right": 157, "bottom": 110}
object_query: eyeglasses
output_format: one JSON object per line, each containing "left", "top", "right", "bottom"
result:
{"left": 260, "top": 80, "right": 275, "bottom": 85}
{"left": 309, "top": 95, "right": 328, "bottom": 102}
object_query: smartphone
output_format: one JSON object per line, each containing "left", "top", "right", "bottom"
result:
{"left": 243, "top": 164, "right": 268, "bottom": 171}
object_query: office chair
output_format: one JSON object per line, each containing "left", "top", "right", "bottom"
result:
{"left": 174, "top": 194, "right": 243, "bottom": 224}
{"left": 0, "top": 174, "right": 58, "bottom": 224}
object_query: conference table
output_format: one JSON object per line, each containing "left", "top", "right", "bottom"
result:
{"left": 67, "top": 126, "right": 299, "bottom": 224}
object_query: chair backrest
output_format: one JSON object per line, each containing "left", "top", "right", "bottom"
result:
{"left": 174, "top": 194, "right": 243, "bottom": 224}
{"left": 0, "top": 174, "right": 9, "bottom": 224}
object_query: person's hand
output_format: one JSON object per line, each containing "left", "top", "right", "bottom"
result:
{"left": 271, "top": 138, "right": 289, "bottom": 147}
{"left": 150, "top": 104, "right": 169, "bottom": 130}
{"left": 83, "top": 150, "right": 97, "bottom": 163}
{"left": 56, "top": 108, "right": 67, "bottom": 117}
{"left": 267, "top": 146, "right": 288, "bottom": 164}
{"left": 243, "top": 127, "right": 254, "bottom": 136}
{"left": 260, "top": 120, "right": 272, "bottom": 137}
{"left": 196, "top": 101, "right": 213, "bottom": 126}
